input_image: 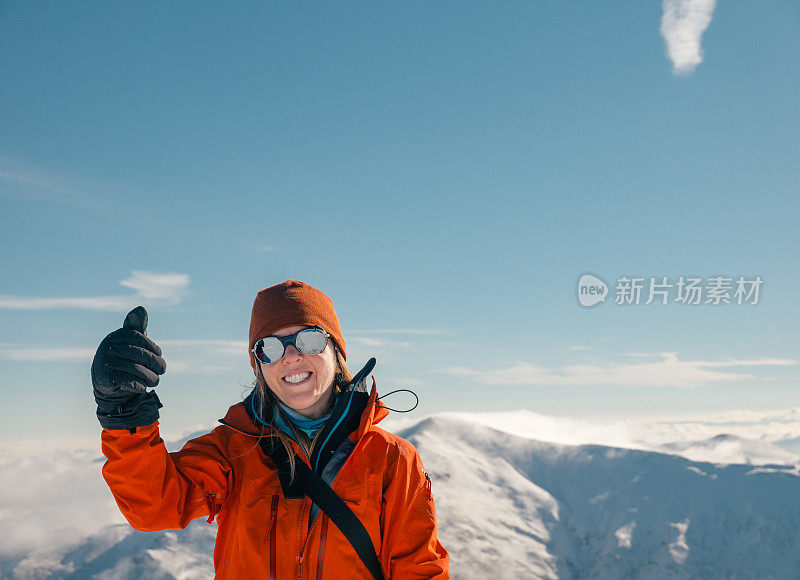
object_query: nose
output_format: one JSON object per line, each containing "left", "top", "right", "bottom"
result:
{"left": 281, "top": 344, "right": 303, "bottom": 363}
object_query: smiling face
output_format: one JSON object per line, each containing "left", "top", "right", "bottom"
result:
{"left": 257, "top": 325, "right": 338, "bottom": 419}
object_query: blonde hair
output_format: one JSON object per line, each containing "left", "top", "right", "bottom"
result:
{"left": 252, "top": 346, "right": 353, "bottom": 480}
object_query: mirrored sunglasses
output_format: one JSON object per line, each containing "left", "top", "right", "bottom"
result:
{"left": 252, "top": 326, "right": 330, "bottom": 364}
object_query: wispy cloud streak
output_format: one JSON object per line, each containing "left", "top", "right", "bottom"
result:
{"left": 660, "top": 0, "right": 717, "bottom": 75}
{"left": 158, "top": 339, "right": 248, "bottom": 374}
{"left": 350, "top": 329, "right": 446, "bottom": 336}
{"left": 0, "top": 339, "right": 248, "bottom": 370}
{"left": 441, "top": 352, "right": 797, "bottom": 388}
{"left": 0, "top": 344, "right": 95, "bottom": 362}
{"left": 0, "top": 157, "right": 116, "bottom": 213}
{"left": 0, "top": 271, "right": 190, "bottom": 312}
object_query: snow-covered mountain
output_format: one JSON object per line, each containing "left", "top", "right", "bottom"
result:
{"left": 2, "top": 412, "right": 799, "bottom": 579}
{"left": 409, "top": 416, "right": 800, "bottom": 579}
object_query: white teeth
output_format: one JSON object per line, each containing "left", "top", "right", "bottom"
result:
{"left": 283, "top": 372, "right": 310, "bottom": 384}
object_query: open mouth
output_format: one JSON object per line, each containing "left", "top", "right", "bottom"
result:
{"left": 283, "top": 371, "right": 311, "bottom": 385}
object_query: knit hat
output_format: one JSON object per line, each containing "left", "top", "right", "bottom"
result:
{"left": 248, "top": 280, "right": 346, "bottom": 370}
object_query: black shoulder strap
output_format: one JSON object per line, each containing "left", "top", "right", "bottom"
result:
{"left": 294, "top": 460, "right": 385, "bottom": 580}
{"left": 260, "top": 439, "right": 385, "bottom": 580}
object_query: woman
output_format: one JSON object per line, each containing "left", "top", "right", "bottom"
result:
{"left": 92, "top": 280, "right": 450, "bottom": 579}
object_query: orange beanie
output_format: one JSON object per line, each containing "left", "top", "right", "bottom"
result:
{"left": 248, "top": 280, "right": 346, "bottom": 370}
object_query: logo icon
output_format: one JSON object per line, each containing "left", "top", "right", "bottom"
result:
{"left": 578, "top": 274, "right": 608, "bottom": 307}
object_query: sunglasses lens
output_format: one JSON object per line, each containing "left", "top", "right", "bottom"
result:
{"left": 259, "top": 337, "right": 286, "bottom": 363}
{"left": 255, "top": 329, "right": 329, "bottom": 364}
{"left": 296, "top": 328, "right": 328, "bottom": 355}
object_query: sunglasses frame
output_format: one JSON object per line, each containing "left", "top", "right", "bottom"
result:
{"left": 252, "top": 326, "right": 331, "bottom": 364}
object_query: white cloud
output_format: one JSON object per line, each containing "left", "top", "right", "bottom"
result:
{"left": 352, "top": 336, "right": 386, "bottom": 347}
{"left": 349, "top": 328, "right": 446, "bottom": 336}
{"left": 159, "top": 339, "right": 246, "bottom": 353}
{"left": 118, "top": 271, "right": 190, "bottom": 304}
{"left": 0, "top": 438, "right": 125, "bottom": 557}
{"left": 440, "top": 352, "right": 797, "bottom": 388}
{"left": 382, "top": 376, "right": 428, "bottom": 388}
{"left": 0, "top": 295, "right": 132, "bottom": 311}
{"left": 703, "top": 358, "right": 798, "bottom": 367}
{"left": 345, "top": 329, "right": 444, "bottom": 357}
{"left": 0, "top": 338, "right": 248, "bottom": 370}
{"left": 671, "top": 407, "right": 800, "bottom": 426}
{"left": 251, "top": 243, "right": 276, "bottom": 253}
{"left": 0, "top": 344, "right": 94, "bottom": 362}
{"left": 0, "top": 270, "right": 190, "bottom": 312}
{"left": 0, "top": 157, "right": 117, "bottom": 212}
{"left": 660, "top": 0, "right": 717, "bottom": 74}
{"left": 159, "top": 339, "right": 248, "bottom": 374}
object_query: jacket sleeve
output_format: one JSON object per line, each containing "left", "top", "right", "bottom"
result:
{"left": 101, "top": 421, "right": 232, "bottom": 532}
{"left": 380, "top": 439, "right": 450, "bottom": 579}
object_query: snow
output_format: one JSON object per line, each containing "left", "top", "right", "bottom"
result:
{"left": 395, "top": 408, "right": 800, "bottom": 465}
{"left": 406, "top": 416, "right": 800, "bottom": 578}
{"left": 614, "top": 522, "right": 635, "bottom": 549}
{"left": 4, "top": 523, "right": 215, "bottom": 580}
{"left": 2, "top": 410, "right": 799, "bottom": 578}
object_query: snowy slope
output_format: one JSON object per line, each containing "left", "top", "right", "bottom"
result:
{"left": 2, "top": 413, "right": 800, "bottom": 579}
{"left": 418, "top": 409, "right": 800, "bottom": 465}
{"left": 404, "top": 416, "right": 800, "bottom": 579}
{"left": 3, "top": 523, "right": 215, "bottom": 580}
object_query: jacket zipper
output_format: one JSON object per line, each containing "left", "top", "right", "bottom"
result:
{"left": 316, "top": 514, "right": 328, "bottom": 579}
{"left": 296, "top": 498, "right": 310, "bottom": 579}
{"left": 268, "top": 494, "right": 279, "bottom": 580}
{"left": 296, "top": 435, "right": 370, "bottom": 578}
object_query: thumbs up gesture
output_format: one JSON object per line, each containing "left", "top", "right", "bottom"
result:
{"left": 92, "top": 306, "right": 167, "bottom": 429}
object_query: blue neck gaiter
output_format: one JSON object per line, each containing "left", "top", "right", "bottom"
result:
{"left": 274, "top": 399, "right": 334, "bottom": 439}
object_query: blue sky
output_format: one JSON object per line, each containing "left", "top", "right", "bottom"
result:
{"left": 1, "top": 1, "right": 798, "bottom": 441}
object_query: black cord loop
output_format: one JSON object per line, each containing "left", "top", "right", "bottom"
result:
{"left": 377, "top": 389, "right": 419, "bottom": 413}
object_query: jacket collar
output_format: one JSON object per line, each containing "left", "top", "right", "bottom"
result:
{"left": 355, "top": 376, "right": 389, "bottom": 439}
{"left": 218, "top": 376, "right": 389, "bottom": 439}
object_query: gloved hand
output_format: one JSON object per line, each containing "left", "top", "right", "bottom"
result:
{"left": 92, "top": 306, "right": 167, "bottom": 430}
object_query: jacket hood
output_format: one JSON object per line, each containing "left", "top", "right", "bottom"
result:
{"left": 219, "top": 376, "right": 389, "bottom": 440}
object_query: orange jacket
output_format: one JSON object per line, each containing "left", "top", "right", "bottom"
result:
{"left": 101, "top": 381, "right": 450, "bottom": 579}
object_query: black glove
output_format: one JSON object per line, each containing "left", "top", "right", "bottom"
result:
{"left": 92, "top": 306, "right": 167, "bottom": 430}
